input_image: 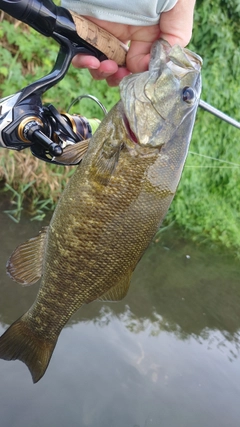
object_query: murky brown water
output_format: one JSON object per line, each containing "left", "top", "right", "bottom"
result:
{"left": 0, "top": 197, "right": 240, "bottom": 427}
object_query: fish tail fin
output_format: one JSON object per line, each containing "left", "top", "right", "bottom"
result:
{"left": 0, "top": 316, "right": 57, "bottom": 383}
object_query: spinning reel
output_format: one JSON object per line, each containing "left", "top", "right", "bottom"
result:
{"left": 0, "top": 0, "right": 126, "bottom": 164}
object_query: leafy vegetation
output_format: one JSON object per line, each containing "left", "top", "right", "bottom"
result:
{"left": 0, "top": 1, "right": 240, "bottom": 254}
{"left": 167, "top": 0, "right": 240, "bottom": 255}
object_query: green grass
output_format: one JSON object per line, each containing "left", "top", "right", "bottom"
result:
{"left": 1, "top": 2, "right": 240, "bottom": 255}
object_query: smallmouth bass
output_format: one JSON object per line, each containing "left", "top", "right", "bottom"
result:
{"left": 0, "top": 40, "right": 202, "bottom": 382}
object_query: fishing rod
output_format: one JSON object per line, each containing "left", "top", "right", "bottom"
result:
{"left": 199, "top": 100, "right": 240, "bottom": 130}
{"left": 0, "top": 0, "right": 239, "bottom": 165}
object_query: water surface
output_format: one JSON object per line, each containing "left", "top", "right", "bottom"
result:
{"left": 0, "top": 198, "right": 240, "bottom": 427}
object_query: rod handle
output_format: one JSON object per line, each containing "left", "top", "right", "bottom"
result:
{"left": 70, "top": 11, "right": 128, "bottom": 66}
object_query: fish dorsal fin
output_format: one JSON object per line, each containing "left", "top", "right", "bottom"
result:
{"left": 6, "top": 226, "right": 48, "bottom": 286}
{"left": 98, "top": 273, "right": 131, "bottom": 302}
{"left": 54, "top": 140, "right": 89, "bottom": 165}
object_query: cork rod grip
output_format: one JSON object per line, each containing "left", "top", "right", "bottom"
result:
{"left": 70, "top": 11, "right": 128, "bottom": 66}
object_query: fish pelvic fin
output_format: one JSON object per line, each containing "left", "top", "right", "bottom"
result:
{"left": 6, "top": 226, "right": 48, "bottom": 286}
{"left": 0, "top": 315, "right": 57, "bottom": 383}
{"left": 98, "top": 272, "right": 132, "bottom": 302}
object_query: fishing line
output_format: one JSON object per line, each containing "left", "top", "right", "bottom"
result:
{"left": 66, "top": 94, "right": 108, "bottom": 115}
{"left": 186, "top": 166, "right": 240, "bottom": 168}
{"left": 187, "top": 151, "right": 240, "bottom": 168}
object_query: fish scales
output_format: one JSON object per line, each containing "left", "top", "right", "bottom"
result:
{"left": 33, "top": 110, "right": 173, "bottom": 339}
{"left": 0, "top": 39, "right": 202, "bottom": 382}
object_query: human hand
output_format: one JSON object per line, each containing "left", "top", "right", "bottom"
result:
{"left": 72, "top": 0, "right": 196, "bottom": 86}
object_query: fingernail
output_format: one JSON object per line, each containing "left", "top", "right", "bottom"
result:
{"left": 89, "top": 65, "right": 99, "bottom": 70}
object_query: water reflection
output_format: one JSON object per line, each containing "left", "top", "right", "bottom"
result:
{"left": 0, "top": 197, "right": 240, "bottom": 359}
{"left": 1, "top": 199, "right": 240, "bottom": 427}
{"left": 71, "top": 233, "right": 240, "bottom": 362}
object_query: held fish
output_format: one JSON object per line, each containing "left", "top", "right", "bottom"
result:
{"left": 0, "top": 40, "right": 202, "bottom": 383}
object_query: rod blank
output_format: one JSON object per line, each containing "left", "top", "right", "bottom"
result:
{"left": 199, "top": 100, "right": 240, "bottom": 130}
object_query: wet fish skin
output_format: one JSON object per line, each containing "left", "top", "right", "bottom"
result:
{"left": 0, "top": 40, "right": 202, "bottom": 383}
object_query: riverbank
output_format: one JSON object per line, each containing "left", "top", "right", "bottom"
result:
{"left": 1, "top": 2, "right": 240, "bottom": 255}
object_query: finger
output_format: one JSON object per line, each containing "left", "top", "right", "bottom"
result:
{"left": 126, "top": 41, "right": 153, "bottom": 73}
{"left": 106, "top": 68, "right": 131, "bottom": 87}
{"left": 88, "top": 60, "right": 119, "bottom": 80}
{"left": 72, "top": 54, "right": 100, "bottom": 69}
{"left": 159, "top": 0, "right": 196, "bottom": 47}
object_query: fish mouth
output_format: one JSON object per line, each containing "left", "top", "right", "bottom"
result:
{"left": 166, "top": 44, "right": 202, "bottom": 77}
{"left": 183, "top": 49, "right": 202, "bottom": 71}
{"left": 148, "top": 39, "right": 202, "bottom": 76}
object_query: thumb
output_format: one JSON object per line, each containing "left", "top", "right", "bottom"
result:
{"left": 126, "top": 40, "right": 152, "bottom": 73}
{"left": 159, "top": 0, "right": 196, "bottom": 47}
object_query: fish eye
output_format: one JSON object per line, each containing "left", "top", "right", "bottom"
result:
{"left": 182, "top": 87, "right": 195, "bottom": 104}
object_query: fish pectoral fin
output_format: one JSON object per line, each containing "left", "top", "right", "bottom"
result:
{"left": 93, "top": 138, "right": 122, "bottom": 185}
{"left": 98, "top": 273, "right": 131, "bottom": 302}
{"left": 54, "top": 139, "right": 89, "bottom": 165}
{"left": 6, "top": 226, "right": 49, "bottom": 286}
